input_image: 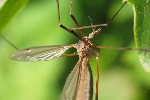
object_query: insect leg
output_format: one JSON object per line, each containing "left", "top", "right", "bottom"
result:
{"left": 95, "top": 56, "right": 100, "bottom": 100}
{"left": 56, "top": 0, "right": 83, "bottom": 40}
{"left": 0, "top": 34, "right": 19, "bottom": 50}
{"left": 61, "top": 53, "right": 78, "bottom": 57}
{"left": 70, "top": 1, "right": 127, "bottom": 30}
{"left": 108, "top": 1, "right": 127, "bottom": 24}
{"left": 69, "top": 0, "right": 85, "bottom": 36}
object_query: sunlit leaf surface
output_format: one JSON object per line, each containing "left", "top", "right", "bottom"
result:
{"left": 128, "top": 0, "right": 150, "bottom": 71}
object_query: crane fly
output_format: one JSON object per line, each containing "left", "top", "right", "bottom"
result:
{"left": 10, "top": 0, "right": 150, "bottom": 100}
{"left": 11, "top": 29, "right": 101, "bottom": 100}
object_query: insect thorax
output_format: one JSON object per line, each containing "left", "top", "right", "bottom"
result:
{"left": 75, "top": 39, "right": 100, "bottom": 58}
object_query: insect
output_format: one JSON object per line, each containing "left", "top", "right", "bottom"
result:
{"left": 10, "top": 0, "right": 150, "bottom": 100}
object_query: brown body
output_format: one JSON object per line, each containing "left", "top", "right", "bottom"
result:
{"left": 61, "top": 34, "right": 100, "bottom": 100}
{"left": 61, "top": 57, "right": 93, "bottom": 100}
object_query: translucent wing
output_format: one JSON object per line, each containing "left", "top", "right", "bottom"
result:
{"left": 61, "top": 61, "right": 80, "bottom": 99}
{"left": 61, "top": 58, "right": 93, "bottom": 100}
{"left": 11, "top": 45, "right": 72, "bottom": 61}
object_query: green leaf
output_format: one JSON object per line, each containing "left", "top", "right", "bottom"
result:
{"left": 0, "top": 0, "right": 29, "bottom": 33}
{"left": 128, "top": 0, "right": 150, "bottom": 71}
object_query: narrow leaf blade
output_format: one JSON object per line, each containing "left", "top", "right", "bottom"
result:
{"left": 0, "top": 0, "right": 29, "bottom": 33}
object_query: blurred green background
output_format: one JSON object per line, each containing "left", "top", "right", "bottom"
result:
{"left": 0, "top": 0, "right": 150, "bottom": 100}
